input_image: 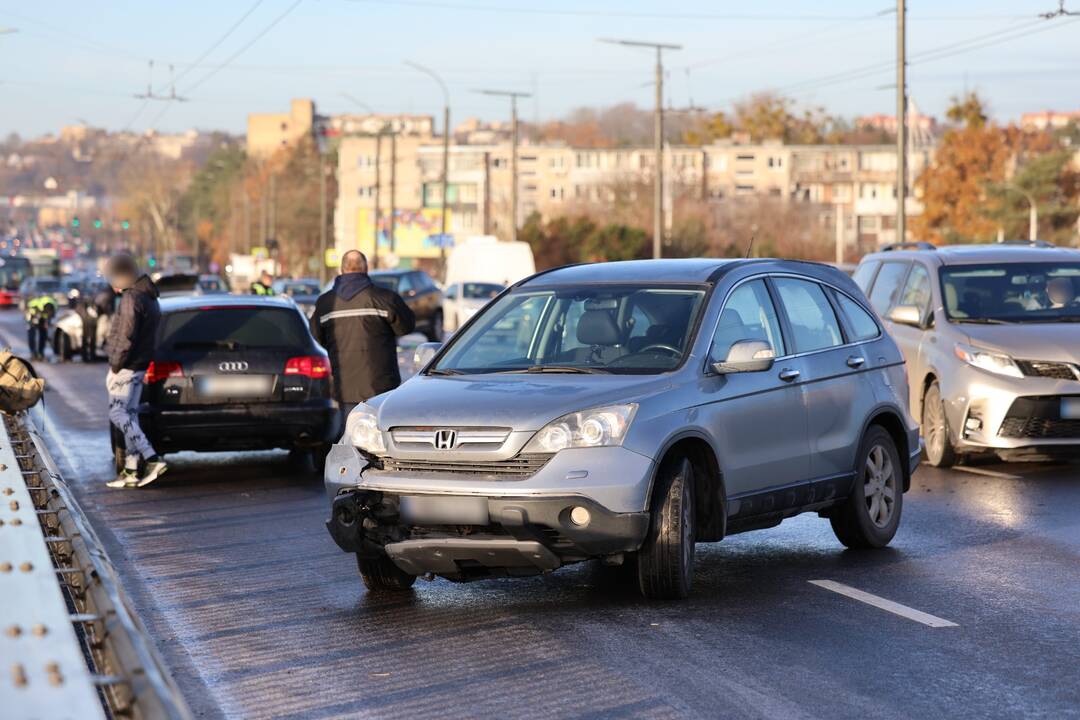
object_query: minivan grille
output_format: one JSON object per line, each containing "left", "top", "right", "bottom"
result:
{"left": 1016, "top": 360, "right": 1079, "bottom": 381}
{"left": 376, "top": 454, "right": 553, "bottom": 478}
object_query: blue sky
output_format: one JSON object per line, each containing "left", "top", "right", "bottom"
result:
{"left": 1, "top": 0, "right": 1078, "bottom": 137}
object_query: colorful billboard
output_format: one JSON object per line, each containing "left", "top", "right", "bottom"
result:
{"left": 355, "top": 208, "right": 452, "bottom": 260}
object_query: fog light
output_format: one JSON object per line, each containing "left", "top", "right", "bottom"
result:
{"left": 569, "top": 506, "right": 591, "bottom": 527}
{"left": 964, "top": 417, "right": 983, "bottom": 432}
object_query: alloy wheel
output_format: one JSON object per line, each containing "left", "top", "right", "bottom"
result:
{"left": 863, "top": 444, "right": 896, "bottom": 528}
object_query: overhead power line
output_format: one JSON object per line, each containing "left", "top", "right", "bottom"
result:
{"left": 166, "top": 0, "right": 265, "bottom": 90}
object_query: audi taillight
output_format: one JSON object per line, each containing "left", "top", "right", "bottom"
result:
{"left": 145, "top": 360, "right": 184, "bottom": 384}
{"left": 284, "top": 355, "right": 330, "bottom": 379}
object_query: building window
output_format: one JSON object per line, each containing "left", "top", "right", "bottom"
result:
{"left": 736, "top": 154, "right": 755, "bottom": 161}
{"left": 768, "top": 157, "right": 783, "bottom": 169}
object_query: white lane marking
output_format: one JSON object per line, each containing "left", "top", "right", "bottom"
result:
{"left": 809, "top": 580, "right": 959, "bottom": 628}
{"left": 952, "top": 466, "right": 1021, "bottom": 480}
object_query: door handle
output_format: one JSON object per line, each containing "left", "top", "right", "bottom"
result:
{"left": 846, "top": 355, "right": 866, "bottom": 369}
{"left": 778, "top": 368, "right": 801, "bottom": 382}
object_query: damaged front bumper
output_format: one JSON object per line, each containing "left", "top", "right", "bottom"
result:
{"left": 325, "top": 489, "right": 649, "bottom": 580}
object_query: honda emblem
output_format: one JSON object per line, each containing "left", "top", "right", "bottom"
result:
{"left": 434, "top": 429, "right": 457, "bottom": 450}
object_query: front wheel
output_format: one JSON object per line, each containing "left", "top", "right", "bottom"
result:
{"left": 426, "top": 311, "right": 444, "bottom": 342}
{"left": 357, "top": 554, "right": 416, "bottom": 592}
{"left": 922, "top": 381, "right": 956, "bottom": 468}
{"left": 636, "top": 456, "right": 696, "bottom": 600}
{"left": 830, "top": 426, "right": 903, "bottom": 549}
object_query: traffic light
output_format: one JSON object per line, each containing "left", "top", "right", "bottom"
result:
{"left": 71, "top": 216, "right": 80, "bottom": 228}
{"left": 93, "top": 219, "right": 103, "bottom": 229}
{"left": 121, "top": 220, "right": 130, "bottom": 230}
{"left": 147, "top": 257, "right": 157, "bottom": 268}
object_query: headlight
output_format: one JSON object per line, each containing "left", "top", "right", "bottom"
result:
{"left": 954, "top": 343, "right": 1023, "bottom": 378}
{"left": 345, "top": 404, "right": 386, "bottom": 453}
{"left": 523, "top": 404, "right": 637, "bottom": 453}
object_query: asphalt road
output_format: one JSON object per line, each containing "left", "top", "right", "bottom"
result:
{"left": 5, "top": 311, "right": 1080, "bottom": 720}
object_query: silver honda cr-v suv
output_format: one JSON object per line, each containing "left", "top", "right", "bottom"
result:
{"left": 855, "top": 241, "right": 1080, "bottom": 466}
{"left": 325, "top": 259, "right": 919, "bottom": 599}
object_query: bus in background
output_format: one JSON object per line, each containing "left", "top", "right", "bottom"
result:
{"left": 0, "top": 255, "right": 32, "bottom": 308}
{"left": 19, "top": 248, "right": 61, "bottom": 279}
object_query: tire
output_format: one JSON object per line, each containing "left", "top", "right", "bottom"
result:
{"left": 830, "top": 426, "right": 903, "bottom": 549}
{"left": 110, "top": 425, "right": 125, "bottom": 474}
{"left": 357, "top": 554, "right": 416, "bottom": 591}
{"left": 922, "top": 380, "right": 956, "bottom": 468}
{"left": 636, "top": 456, "right": 696, "bottom": 600}
{"left": 58, "top": 332, "right": 73, "bottom": 362}
{"left": 426, "top": 310, "right": 444, "bottom": 342}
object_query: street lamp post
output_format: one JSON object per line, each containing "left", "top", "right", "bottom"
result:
{"left": 475, "top": 89, "right": 531, "bottom": 243}
{"left": 1003, "top": 183, "right": 1038, "bottom": 241}
{"left": 599, "top": 38, "right": 682, "bottom": 259}
{"left": 405, "top": 61, "right": 451, "bottom": 279}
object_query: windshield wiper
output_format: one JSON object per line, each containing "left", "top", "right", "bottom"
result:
{"left": 426, "top": 368, "right": 464, "bottom": 376}
{"left": 953, "top": 318, "right": 1011, "bottom": 325}
{"left": 521, "top": 365, "right": 610, "bottom": 374}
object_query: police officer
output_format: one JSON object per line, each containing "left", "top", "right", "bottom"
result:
{"left": 25, "top": 291, "right": 57, "bottom": 361}
{"left": 250, "top": 270, "right": 275, "bottom": 296}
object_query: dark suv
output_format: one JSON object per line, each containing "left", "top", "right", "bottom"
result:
{"left": 370, "top": 269, "right": 443, "bottom": 340}
{"left": 111, "top": 296, "right": 340, "bottom": 472}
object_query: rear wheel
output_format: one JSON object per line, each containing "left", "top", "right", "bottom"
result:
{"left": 922, "top": 381, "right": 956, "bottom": 468}
{"left": 357, "top": 554, "right": 416, "bottom": 591}
{"left": 830, "top": 426, "right": 903, "bottom": 548}
{"left": 636, "top": 456, "right": 696, "bottom": 600}
{"left": 54, "top": 331, "right": 73, "bottom": 362}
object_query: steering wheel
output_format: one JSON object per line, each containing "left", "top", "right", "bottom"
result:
{"left": 638, "top": 343, "right": 681, "bottom": 356}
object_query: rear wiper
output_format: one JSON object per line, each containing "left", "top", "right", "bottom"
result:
{"left": 426, "top": 368, "right": 464, "bottom": 376}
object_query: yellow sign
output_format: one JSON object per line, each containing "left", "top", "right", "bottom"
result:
{"left": 251, "top": 246, "right": 269, "bottom": 259}
{"left": 324, "top": 248, "right": 341, "bottom": 268}
{"left": 355, "top": 208, "right": 451, "bottom": 260}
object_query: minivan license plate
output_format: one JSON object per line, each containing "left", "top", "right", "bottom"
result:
{"left": 199, "top": 375, "right": 272, "bottom": 397}
{"left": 1061, "top": 397, "right": 1080, "bottom": 419}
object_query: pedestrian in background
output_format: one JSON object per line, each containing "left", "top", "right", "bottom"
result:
{"left": 310, "top": 250, "right": 415, "bottom": 420}
{"left": 250, "top": 270, "right": 275, "bottom": 295}
{"left": 24, "top": 292, "right": 57, "bottom": 361}
{"left": 104, "top": 255, "right": 167, "bottom": 488}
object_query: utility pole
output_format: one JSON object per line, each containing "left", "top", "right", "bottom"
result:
{"left": 389, "top": 129, "right": 397, "bottom": 254}
{"left": 475, "top": 89, "right": 531, "bottom": 242}
{"left": 268, "top": 174, "right": 277, "bottom": 242}
{"left": 373, "top": 129, "right": 383, "bottom": 269}
{"left": 600, "top": 38, "right": 681, "bottom": 259}
{"left": 318, "top": 151, "right": 328, "bottom": 283}
{"left": 1003, "top": 183, "right": 1038, "bottom": 241}
{"left": 243, "top": 191, "right": 251, "bottom": 252}
{"left": 405, "top": 61, "right": 452, "bottom": 278}
{"left": 896, "top": 0, "right": 907, "bottom": 245}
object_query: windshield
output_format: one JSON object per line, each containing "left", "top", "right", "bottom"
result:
{"left": 941, "top": 263, "right": 1080, "bottom": 323}
{"left": 432, "top": 284, "right": 707, "bottom": 375}
{"left": 462, "top": 282, "right": 504, "bottom": 300}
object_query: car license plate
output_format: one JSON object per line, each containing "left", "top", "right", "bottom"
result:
{"left": 198, "top": 375, "right": 272, "bottom": 398}
{"left": 399, "top": 495, "right": 488, "bottom": 525}
{"left": 1062, "top": 398, "right": 1080, "bottom": 419}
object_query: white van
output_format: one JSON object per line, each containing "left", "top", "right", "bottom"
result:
{"left": 443, "top": 236, "right": 536, "bottom": 332}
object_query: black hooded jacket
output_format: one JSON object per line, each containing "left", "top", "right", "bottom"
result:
{"left": 107, "top": 275, "right": 161, "bottom": 373}
{"left": 310, "top": 272, "right": 416, "bottom": 403}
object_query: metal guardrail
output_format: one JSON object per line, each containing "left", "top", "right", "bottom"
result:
{"left": 1, "top": 412, "right": 192, "bottom": 720}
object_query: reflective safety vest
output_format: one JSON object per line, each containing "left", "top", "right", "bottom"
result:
{"left": 26, "top": 295, "right": 57, "bottom": 323}
{"left": 251, "top": 282, "right": 274, "bottom": 296}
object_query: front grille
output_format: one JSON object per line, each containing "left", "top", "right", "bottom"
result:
{"left": 375, "top": 453, "right": 554, "bottom": 478}
{"left": 1016, "top": 360, "right": 1079, "bottom": 381}
{"left": 999, "top": 417, "right": 1080, "bottom": 439}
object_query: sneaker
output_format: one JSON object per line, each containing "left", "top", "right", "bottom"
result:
{"left": 106, "top": 468, "right": 140, "bottom": 489}
{"left": 138, "top": 457, "right": 168, "bottom": 487}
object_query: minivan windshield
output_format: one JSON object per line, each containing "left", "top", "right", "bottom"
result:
{"left": 431, "top": 284, "right": 707, "bottom": 375}
{"left": 941, "top": 263, "right": 1080, "bottom": 323}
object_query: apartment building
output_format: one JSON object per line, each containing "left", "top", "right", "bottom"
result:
{"left": 334, "top": 136, "right": 934, "bottom": 268}
{"left": 247, "top": 99, "right": 317, "bottom": 158}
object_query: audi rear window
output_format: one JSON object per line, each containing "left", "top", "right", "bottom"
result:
{"left": 160, "top": 307, "right": 308, "bottom": 349}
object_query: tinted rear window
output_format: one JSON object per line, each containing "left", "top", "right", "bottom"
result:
{"left": 160, "top": 307, "right": 308, "bottom": 349}
{"left": 156, "top": 275, "right": 198, "bottom": 293}
{"left": 371, "top": 275, "right": 399, "bottom": 292}
{"left": 463, "top": 282, "right": 503, "bottom": 299}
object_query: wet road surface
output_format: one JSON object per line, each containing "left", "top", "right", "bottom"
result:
{"left": 5, "top": 312, "right": 1079, "bottom": 719}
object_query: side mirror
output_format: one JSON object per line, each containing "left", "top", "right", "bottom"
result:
{"left": 712, "top": 339, "right": 775, "bottom": 374}
{"left": 888, "top": 304, "right": 923, "bottom": 327}
{"left": 413, "top": 342, "right": 442, "bottom": 369}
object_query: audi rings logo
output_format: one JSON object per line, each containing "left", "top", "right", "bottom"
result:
{"left": 434, "top": 429, "right": 458, "bottom": 450}
{"left": 218, "top": 361, "right": 249, "bottom": 372}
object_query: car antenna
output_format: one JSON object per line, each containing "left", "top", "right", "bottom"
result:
{"left": 744, "top": 233, "right": 756, "bottom": 259}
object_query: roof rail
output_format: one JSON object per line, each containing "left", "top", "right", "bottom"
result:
{"left": 996, "top": 239, "right": 1056, "bottom": 248}
{"left": 881, "top": 241, "right": 936, "bottom": 252}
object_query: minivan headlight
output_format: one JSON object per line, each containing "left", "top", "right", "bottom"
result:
{"left": 346, "top": 404, "right": 386, "bottom": 453}
{"left": 954, "top": 343, "right": 1023, "bottom": 378}
{"left": 523, "top": 404, "right": 637, "bottom": 453}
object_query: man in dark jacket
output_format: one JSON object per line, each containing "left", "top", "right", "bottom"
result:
{"left": 310, "top": 251, "right": 415, "bottom": 417}
{"left": 103, "top": 255, "right": 166, "bottom": 488}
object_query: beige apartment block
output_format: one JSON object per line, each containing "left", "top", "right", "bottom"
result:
{"left": 247, "top": 99, "right": 316, "bottom": 158}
